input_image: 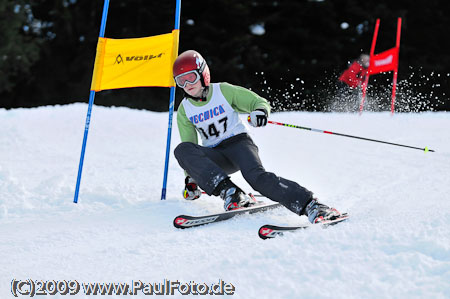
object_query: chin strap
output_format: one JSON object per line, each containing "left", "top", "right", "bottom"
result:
{"left": 184, "top": 86, "right": 209, "bottom": 102}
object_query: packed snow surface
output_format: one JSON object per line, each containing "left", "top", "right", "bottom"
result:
{"left": 1, "top": 104, "right": 449, "bottom": 298}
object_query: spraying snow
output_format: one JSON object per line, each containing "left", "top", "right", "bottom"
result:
{"left": 1, "top": 104, "right": 449, "bottom": 298}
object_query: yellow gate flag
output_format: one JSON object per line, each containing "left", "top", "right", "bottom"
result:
{"left": 91, "top": 30, "right": 179, "bottom": 91}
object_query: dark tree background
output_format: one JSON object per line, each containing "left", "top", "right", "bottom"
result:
{"left": 1, "top": 0, "right": 449, "bottom": 111}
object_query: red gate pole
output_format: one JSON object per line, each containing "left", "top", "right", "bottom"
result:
{"left": 390, "top": 17, "right": 402, "bottom": 115}
{"left": 359, "top": 19, "right": 380, "bottom": 114}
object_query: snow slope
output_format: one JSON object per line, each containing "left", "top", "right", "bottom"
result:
{"left": 1, "top": 104, "right": 449, "bottom": 298}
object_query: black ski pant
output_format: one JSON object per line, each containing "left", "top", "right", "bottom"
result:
{"left": 174, "top": 133, "right": 313, "bottom": 215}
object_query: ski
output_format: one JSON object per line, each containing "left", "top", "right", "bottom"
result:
{"left": 173, "top": 201, "right": 282, "bottom": 229}
{"left": 258, "top": 213, "right": 349, "bottom": 239}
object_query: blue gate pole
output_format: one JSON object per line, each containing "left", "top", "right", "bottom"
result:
{"left": 74, "top": 0, "right": 110, "bottom": 203}
{"left": 161, "top": 0, "right": 181, "bottom": 200}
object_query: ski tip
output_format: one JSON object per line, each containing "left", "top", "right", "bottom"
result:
{"left": 258, "top": 225, "right": 283, "bottom": 240}
{"left": 258, "top": 226, "right": 272, "bottom": 240}
{"left": 258, "top": 215, "right": 349, "bottom": 239}
{"left": 173, "top": 216, "right": 189, "bottom": 229}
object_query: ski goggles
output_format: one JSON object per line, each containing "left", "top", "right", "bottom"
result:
{"left": 174, "top": 70, "right": 201, "bottom": 88}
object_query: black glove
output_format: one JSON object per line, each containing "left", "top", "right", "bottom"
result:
{"left": 249, "top": 109, "right": 268, "bottom": 127}
{"left": 182, "top": 176, "right": 201, "bottom": 200}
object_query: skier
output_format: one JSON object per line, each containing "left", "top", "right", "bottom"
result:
{"left": 338, "top": 54, "right": 370, "bottom": 89}
{"left": 335, "top": 54, "right": 370, "bottom": 111}
{"left": 173, "top": 50, "right": 343, "bottom": 224}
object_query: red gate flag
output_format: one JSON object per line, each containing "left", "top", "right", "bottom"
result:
{"left": 369, "top": 47, "right": 399, "bottom": 75}
{"left": 359, "top": 18, "right": 402, "bottom": 115}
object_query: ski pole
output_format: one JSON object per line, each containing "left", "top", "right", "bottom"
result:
{"left": 201, "top": 191, "right": 265, "bottom": 197}
{"left": 250, "top": 117, "right": 434, "bottom": 152}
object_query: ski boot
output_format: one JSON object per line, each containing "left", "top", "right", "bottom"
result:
{"left": 221, "top": 187, "right": 253, "bottom": 211}
{"left": 216, "top": 179, "right": 252, "bottom": 211}
{"left": 304, "top": 198, "right": 342, "bottom": 224}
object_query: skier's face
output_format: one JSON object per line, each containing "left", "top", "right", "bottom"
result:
{"left": 183, "top": 79, "right": 204, "bottom": 97}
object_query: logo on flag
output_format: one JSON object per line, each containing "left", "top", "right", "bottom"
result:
{"left": 374, "top": 55, "right": 392, "bottom": 67}
{"left": 114, "top": 54, "right": 124, "bottom": 65}
{"left": 124, "top": 53, "right": 165, "bottom": 62}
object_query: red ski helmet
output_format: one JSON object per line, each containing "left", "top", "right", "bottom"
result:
{"left": 173, "top": 50, "right": 210, "bottom": 88}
